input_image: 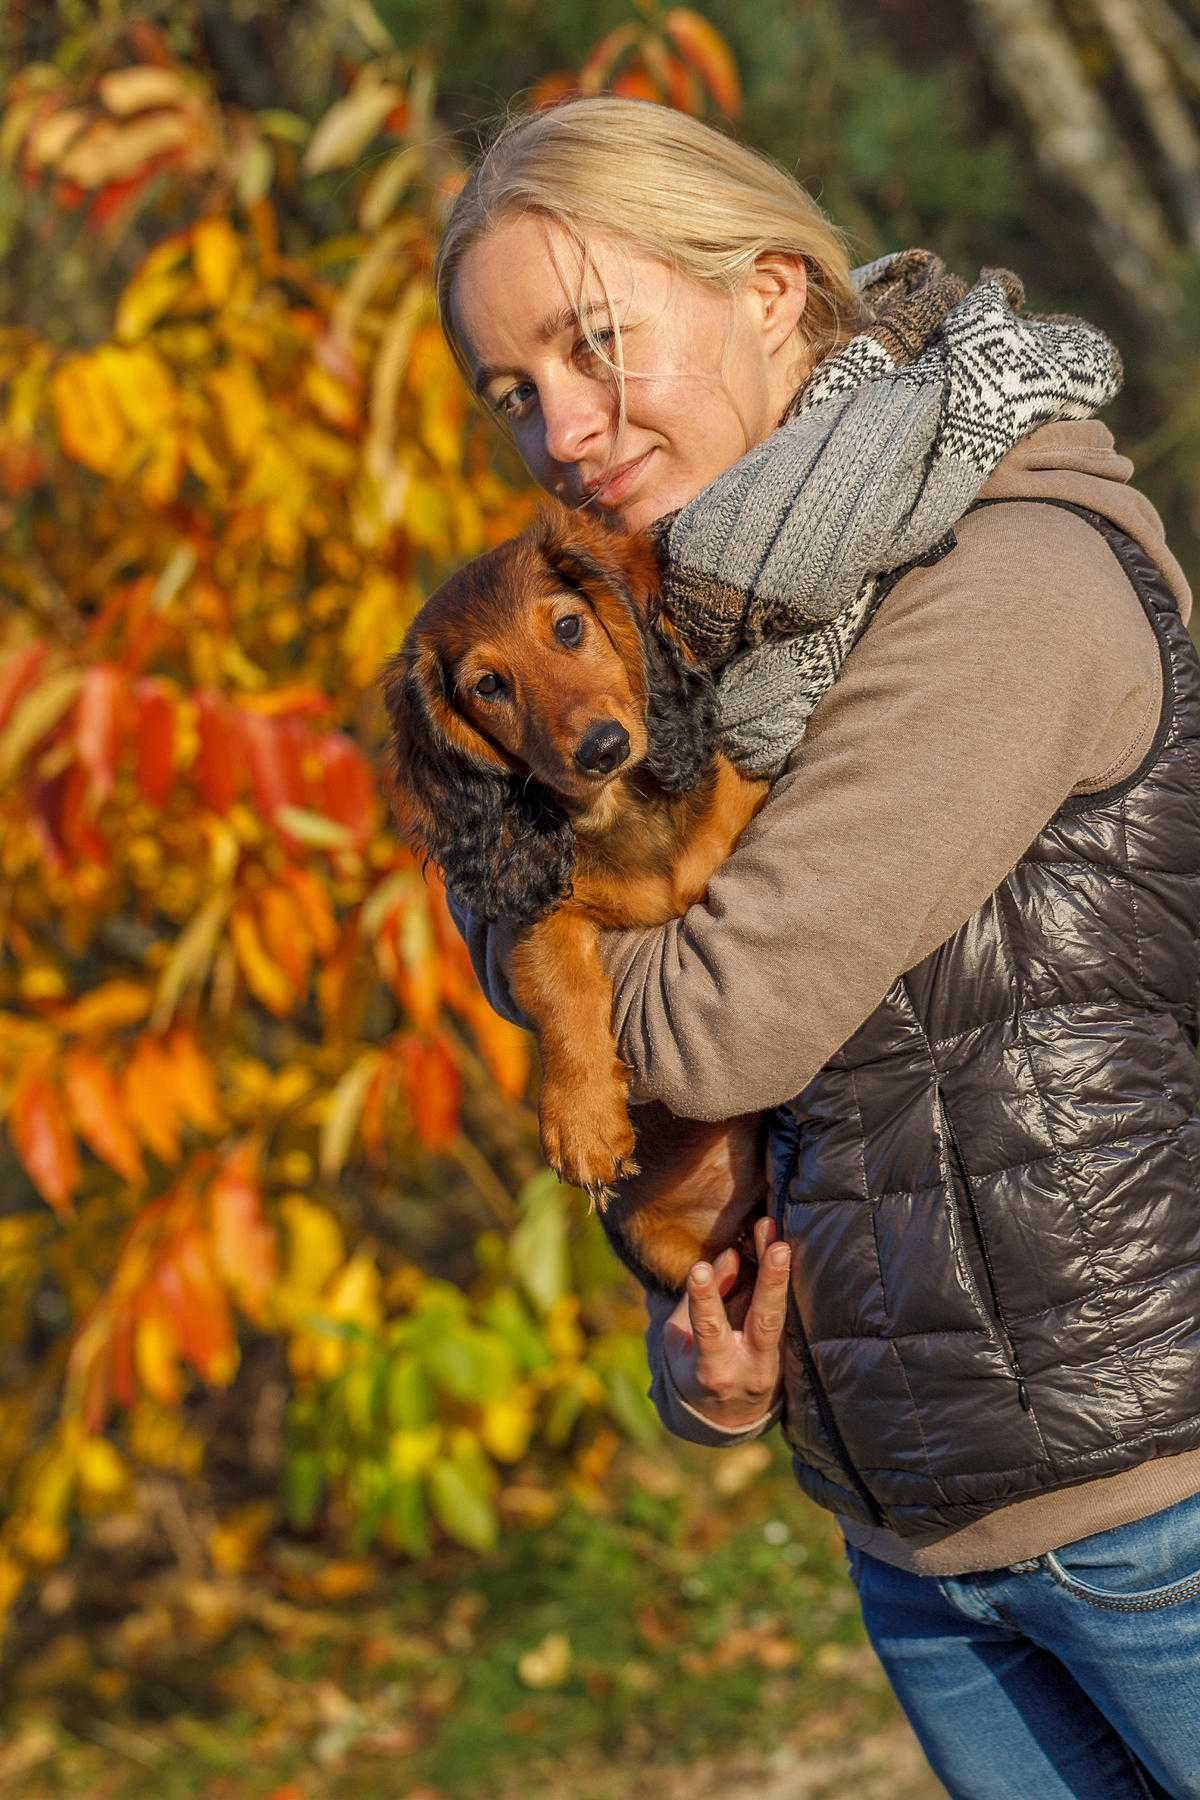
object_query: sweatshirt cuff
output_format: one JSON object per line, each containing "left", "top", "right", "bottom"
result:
{"left": 649, "top": 1347, "right": 783, "bottom": 1447}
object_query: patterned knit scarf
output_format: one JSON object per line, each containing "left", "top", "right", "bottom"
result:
{"left": 652, "top": 248, "right": 1124, "bottom": 778}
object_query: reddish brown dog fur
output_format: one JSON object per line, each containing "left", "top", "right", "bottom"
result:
{"left": 380, "top": 497, "right": 769, "bottom": 1293}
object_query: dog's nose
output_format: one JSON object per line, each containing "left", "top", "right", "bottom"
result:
{"left": 574, "top": 720, "right": 630, "bottom": 775}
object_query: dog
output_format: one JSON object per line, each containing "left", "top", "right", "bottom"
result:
{"left": 380, "top": 496, "right": 770, "bottom": 1293}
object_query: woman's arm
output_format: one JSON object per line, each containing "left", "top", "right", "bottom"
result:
{"left": 598, "top": 500, "right": 1164, "bottom": 1118}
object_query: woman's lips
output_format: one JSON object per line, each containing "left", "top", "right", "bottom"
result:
{"left": 590, "top": 448, "right": 654, "bottom": 507}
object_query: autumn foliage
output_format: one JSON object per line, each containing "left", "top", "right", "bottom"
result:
{"left": 0, "top": 11, "right": 742, "bottom": 1640}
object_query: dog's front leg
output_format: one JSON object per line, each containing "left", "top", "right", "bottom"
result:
{"left": 508, "top": 910, "right": 638, "bottom": 1203}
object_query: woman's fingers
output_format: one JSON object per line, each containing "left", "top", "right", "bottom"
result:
{"left": 744, "top": 1241, "right": 791, "bottom": 1353}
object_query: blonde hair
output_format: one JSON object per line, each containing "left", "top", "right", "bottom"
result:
{"left": 434, "top": 95, "right": 866, "bottom": 457}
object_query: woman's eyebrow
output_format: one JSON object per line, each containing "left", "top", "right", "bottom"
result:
{"left": 472, "top": 299, "right": 618, "bottom": 394}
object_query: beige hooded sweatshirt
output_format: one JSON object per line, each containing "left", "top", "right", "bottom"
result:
{"left": 452, "top": 420, "right": 1200, "bottom": 1576}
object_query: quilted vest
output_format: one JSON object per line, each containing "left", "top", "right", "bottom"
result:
{"left": 768, "top": 497, "right": 1200, "bottom": 1546}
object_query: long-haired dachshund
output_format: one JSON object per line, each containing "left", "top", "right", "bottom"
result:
{"left": 380, "top": 498, "right": 769, "bottom": 1293}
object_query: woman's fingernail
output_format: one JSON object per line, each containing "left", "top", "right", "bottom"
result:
{"left": 770, "top": 1244, "right": 790, "bottom": 1268}
{"left": 692, "top": 1264, "right": 711, "bottom": 1285}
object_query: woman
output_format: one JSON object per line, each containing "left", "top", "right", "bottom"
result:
{"left": 433, "top": 95, "right": 1200, "bottom": 1796}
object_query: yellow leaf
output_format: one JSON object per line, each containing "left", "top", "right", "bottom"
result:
{"left": 0, "top": 666, "right": 82, "bottom": 785}
{"left": 303, "top": 80, "right": 405, "bottom": 175}
{"left": 95, "top": 345, "right": 177, "bottom": 436}
{"left": 97, "top": 66, "right": 194, "bottom": 116}
{"left": 51, "top": 358, "right": 126, "bottom": 474}
{"left": 135, "top": 1310, "right": 183, "bottom": 1406}
{"left": 76, "top": 1435, "right": 128, "bottom": 1499}
{"left": 115, "top": 267, "right": 190, "bottom": 344}
{"left": 319, "top": 1051, "right": 382, "bottom": 1178}
{"left": 278, "top": 1193, "right": 344, "bottom": 1299}
{"left": 480, "top": 1390, "right": 535, "bottom": 1464}
{"left": 518, "top": 1632, "right": 572, "bottom": 1690}
{"left": 208, "top": 362, "right": 270, "bottom": 460}
{"left": 150, "top": 888, "right": 232, "bottom": 1033}
{"left": 193, "top": 217, "right": 241, "bottom": 307}
{"left": 326, "top": 1249, "right": 382, "bottom": 1329}
{"left": 273, "top": 805, "right": 354, "bottom": 851}
{"left": 60, "top": 113, "right": 190, "bottom": 189}
{"left": 388, "top": 1425, "right": 441, "bottom": 1479}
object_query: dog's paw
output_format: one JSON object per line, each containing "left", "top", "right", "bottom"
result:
{"left": 540, "top": 1076, "right": 638, "bottom": 1198}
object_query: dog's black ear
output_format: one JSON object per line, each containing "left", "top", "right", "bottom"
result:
{"left": 379, "top": 640, "right": 575, "bottom": 926}
{"left": 642, "top": 613, "right": 720, "bottom": 795}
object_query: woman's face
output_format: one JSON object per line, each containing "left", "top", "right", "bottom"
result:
{"left": 450, "top": 212, "right": 808, "bottom": 534}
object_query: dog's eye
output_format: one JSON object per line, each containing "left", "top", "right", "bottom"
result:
{"left": 474, "top": 673, "right": 504, "bottom": 699}
{"left": 554, "top": 614, "right": 584, "bottom": 647}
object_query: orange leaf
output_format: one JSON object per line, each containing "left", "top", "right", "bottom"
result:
{"left": 278, "top": 862, "right": 338, "bottom": 957}
{"left": 360, "top": 1056, "right": 400, "bottom": 1166}
{"left": 8, "top": 1061, "right": 81, "bottom": 1216}
{"left": 662, "top": 10, "right": 742, "bottom": 115}
{"left": 123, "top": 1035, "right": 182, "bottom": 1164}
{"left": 75, "top": 662, "right": 128, "bottom": 806}
{"left": 62, "top": 1048, "right": 146, "bottom": 1185}
{"left": 400, "top": 1033, "right": 461, "bottom": 1152}
{"left": 162, "top": 1025, "right": 224, "bottom": 1134}
{"left": 208, "top": 1142, "right": 276, "bottom": 1321}
{"left": 257, "top": 884, "right": 313, "bottom": 993}
{"left": 157, "top": 1228, "right": 237, "bottom": 1386}
{"left": 316, "top": 914, "right": 362, "bottom": 1037}
{"left": 611, "top": 68, "right": 663, "bottom": 102}
{"left": 468, "top": 998, "right": 532, "bottom": 1102}
{"left": 231, "top": 901, "right": 296, "bottom": 1016}
{"left": 133, "top": 678, "right": 175, "bottom": 806}
{"left": 60, "top": 762, "right": 111, "bottom": 866}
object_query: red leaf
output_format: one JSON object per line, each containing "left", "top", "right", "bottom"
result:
{"left": 317, "top": 731, "right": 377, "bottom": 848}
{"left": 0, "top": 643, "right": 49, "bottom": 731}
{"left": 75, "top": 662, "right": 128, "bottom": 806}
{"left": 194, "top": 688, "right": 242, "bottom": 812}
{"left": 241, "top": 711, "right": 306, "bottom": 825}
{"left": 61, "top": 762, "right": 111, "bottom": 865}
{"left": 400, "top": 1033, "right": 462, "bottom": 1152}
{"left": 134, "top": 678, "right": 175, "bottom": 806}
{"left": 208, "top": 1141, "right": 276, "bottom": 1321}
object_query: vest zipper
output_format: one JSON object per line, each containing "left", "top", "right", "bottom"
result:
{"left": 935, "top": 1081, "right": 1033, "bottom": 1413}
{"left": 785, "top": 1295, "right": 888, "bottom": 1526}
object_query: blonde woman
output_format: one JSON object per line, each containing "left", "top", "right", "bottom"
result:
{"left": 435, "top": 95, "right": 1200, "bottom": 1795}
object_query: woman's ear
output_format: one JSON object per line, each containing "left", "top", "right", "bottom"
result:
{"left": 378, "top": 634, "right": 575, "bottom": 926}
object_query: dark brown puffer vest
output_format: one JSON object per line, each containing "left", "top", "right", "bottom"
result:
{"left": 768, "top": 497, "right": 1200, "bottom": 1546}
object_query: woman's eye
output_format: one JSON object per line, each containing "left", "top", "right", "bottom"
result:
{"left": 554, "top": 615, "right": 584, "bottom": 647}
{"left": 474, "top": 672, "right": 504, "bottom": 699}
{"left": 575, "top": 326, "right": 617, "bottom": 364}
{"left": 495, "top": 382, "right": 534, "bottom": 421}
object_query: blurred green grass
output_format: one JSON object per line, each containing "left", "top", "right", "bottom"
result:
{"left": 0, "top": 1434, "right": 944, "bottom": 1799}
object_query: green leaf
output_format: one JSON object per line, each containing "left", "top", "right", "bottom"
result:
{"left": 384, "top": 1475, "right": 430, "bottom": 1558}
{"left": 386, "top": 1353, "right": 434, "bottom": 1430}
{"left": 509, "top": 1170, "right": 568, "bottom": 1315}
{"left": 427, "top": 1458, "right": 497, "bottom": 1552}
{"left": 543, "top": 1381, "right": 585, "bottom": 1448}
{"left": 601, "top": 1365, "right": 660, "bottom": 1450}
{"left": 424, "top": 1327, "right": 515, "bottom": 1404}
{"left": 478, "top": 1285, "right": 554, "bottom": 1375}
{"left": 282, "top": 1450, "right": 325, "bottom": 1529}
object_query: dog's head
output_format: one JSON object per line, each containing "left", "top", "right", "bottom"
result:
{"left": 379, "top": 497, "right": 719, "bottom": 925}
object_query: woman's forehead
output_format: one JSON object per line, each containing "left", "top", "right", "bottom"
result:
{"left": 453, "top": 216, "right": 664, "bottom": 354}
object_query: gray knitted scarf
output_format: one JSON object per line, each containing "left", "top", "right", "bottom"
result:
{"left": 652, "top": 248, "right": 1124, "bottom": 777}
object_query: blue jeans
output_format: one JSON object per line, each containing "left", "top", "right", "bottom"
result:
{"left": 844, "top": 1491, "right": 1200, "bottom": 1798}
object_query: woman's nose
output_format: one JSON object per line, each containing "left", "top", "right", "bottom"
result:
{"left": 540, "top": 376, "right": 609, "bottom": 467}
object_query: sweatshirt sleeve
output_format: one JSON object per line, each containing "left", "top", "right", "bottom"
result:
{"left": 642, "top": 1286, "right": 784, "bottom": 1447}
{"left": 598, "top": 501, "right": 1164, "bottom": 1120}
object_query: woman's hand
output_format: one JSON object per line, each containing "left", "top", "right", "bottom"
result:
{"left": 649, "top": 1214, "right": 790, "bottom": 1431}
